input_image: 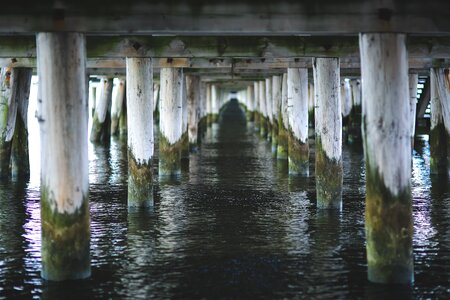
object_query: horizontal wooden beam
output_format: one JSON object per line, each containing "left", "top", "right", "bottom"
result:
{"left": 0, "top": 1, "right": 450, "bottom": 35}
{"left": 1, "top": 36, "right": 450, "bottom": 61}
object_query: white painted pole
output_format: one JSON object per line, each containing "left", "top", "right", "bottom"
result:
{"left": 36, "top": 32, "right": 90, "bottom": 281}
{"left": 126, "top": 57, "right": 154, "bottom": 209}
{"left": 111, "top": 78, "right": 125, "bottom": 136}
{"left": 288, "top": 68, "right": 309, "bottom": 175}
{"left": 254, "top": 81, "right": 260, "bottom": 131}
{"left": 408, "top": 74, "right": 418, "bottom": 148}
{"left": 272, "top": 75, "right": 282, "bottom": 155}
{"left": 313, "top": 58, "right": 342, "bottom": 208}
{"left": 186, "top": 74, "right": 200, "bottom": 151}
{"left": 159, "top": 68, "right": 183, "bottom": 177}
{"left": 360, "top": 33, "right": 413, "bottom": 284}
{"left": 430, "top": 68, "right": 450, "bottom": 175}
{"left": 277, "top": 73, "right": 289, "bottom": 159}
{"left": 90, "top": 76, "right": 113, "bottom": 144}
{"left": 211, "top": 84, "right": 219, "bottom": 123}
{"left": 265, "top": 77, "right": 273, "bottom": 141}
{"left": 181, "top": 74, "right": 189, "bottom": 159}
{"left": 259, "top": 80, "right": 268, "bottom": 138}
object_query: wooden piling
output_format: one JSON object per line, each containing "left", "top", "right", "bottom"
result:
{"left": 313, "top": 58, "right": 343, "bottom": 208}
{"left": 360, "top": 33, "right": 413, "bottom": 284}
{"left": 37, "top": 32, "right": 90, "bottom": 281}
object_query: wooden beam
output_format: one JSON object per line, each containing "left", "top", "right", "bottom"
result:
{"left": 1, "top": 36, "right": 450, "bottom": 60}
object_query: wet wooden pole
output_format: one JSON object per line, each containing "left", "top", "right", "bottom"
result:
{"left": 348, "top": 79, "right": 362, "bottom": 145}
{"left": 265, "top": 78, "right": 273, "bottom": 142}
{"left": 37, "top": 32, "right": 90, "bottom": 281}
{"left": 277, "top": 73, "right": 289, "bottom": 160}
{"left": 259, "top": 80, "right": 268, "bottom": 138}
{"left": 430, "top": 68, "right": 450, "bottom": 176}
{"left": 90, "top": 76, "right": 113, "bottom": 144}
{"left": 111, "top": 79, "right": 126, "bottom": 137}
{"left": 206, "top": 83, "right": 212, "bottom": 126}
{"left": 341, "top": 79, "right": 352, "bottom": 143}
{"left": 271, "top": 75, "right": 282, "bottom": 156}
{"left": 10, "top": 68, "right": 32, "bottom": 180}
{"left": 211, "top": 84, "right": 219, "bottom": 123}
{"left": 254, "top": 81, "right": 260, "bottom": 131}
{"left": 360, "top": 33, "right": 413, "bottom": 284}
{"left": 198, "top": 80, "right": 207, "bottom": 140}
{"left": 159, "top": 68, "right": 183, "bottom": 178}
{"left": 126, "top": 57, "right": 154, "bottom": 209}
{"left": 313, "top": 58, "right": 343, "bottom": 208}
{"left": 408, "top": 74, "right": 418, "bottom": 148}
{"left": 246, "top": 84, "right": 255, "bottom": 122}
{"left": 0, "top": 68, "right": 12, "bottom": 179}
{"left": 181, "top": 75, "right": 189, "bottom": 159}
{"left": 186, "top": 75, "right": 200, "bottom": 152}
{"left": 288, "top": 68, "right": 309, "bottom": 176}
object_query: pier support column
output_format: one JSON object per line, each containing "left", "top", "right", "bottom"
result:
{"left": 159, "top": 68, "right": 183, "bottom": 178}
{"left": 341, "top": 80, "right": 352, "bottom": 143}
{"left": 206, "top": 84, "right": 212, "bottom": 126}
{"left": 211, "top": 84, "right": 219, "bottom": 123}
{"left": 408, "top": 74, "right": 418, "bottom": 148}
{"left": 37, "top": 32, "right": 90, "bottom": 281}
{"left": 308, "top": 83, "right": 315, "bottom": 138}
{"left": 313, "top": 58, "right": 343, "bottom": 208}
{"left": 253, "top": 81, "right": 260, "bottom": 131}
{"left": 259, "top": 80, "right": 268, "bottom": 138}
{"left": 198, "top": 80, "right": 207, "bottom": 140}
{"left": 360, "top": 33, "right": 413, "bottom": 284}
{"left": 10, "top": 68, "right": 32, "bottom": 179}
{"left": 265, "top": 78, "right": 273, "bottom": 142}
{"left": 348, "top": 79, "right": 362, "bottom": 145}
{"left": 181, "top": 75, "right": 189, "bottom": 159}
{"left": 187, "top": 75, "right": 200, "bottom": 152}
{"left": 111, "top": 79, "right": 126, "bottom": 137}
{"left": 126, "top": 58, "right": 154, "bottom": 209}
{"left": 430, "top": 68, "right": 450, "bottom": 176}
{"left": 271, "top": 75, "right": 281, "bottom": 156}
{"left": 0, "top": 68, "right": 12, "bottom": 179}
{"left": 90, "top": 77, "right": 113, "bottom": 144}
{"left": 246, "top": 85, "right": 255, "bottom": 122}
{"left": 288, "top": 68, "right": 310, "bottom": 176}
{"left": 277, "top": 73, "right": 289, "bottom": 160}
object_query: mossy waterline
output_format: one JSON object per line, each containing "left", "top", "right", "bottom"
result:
{"left": 288, "top": 130, "right": 309, "bottom": 176}
{"left": 41, "top": 185, "right": 90, "bottom": 281}
{"left": 128, "top": 149, "right": 153, "bottom": 208}
{"left": 315, "top": 138, "right": 343, "bottom": 209}
{"left": 159, "top": 132, "right": 182, "bottom": 177}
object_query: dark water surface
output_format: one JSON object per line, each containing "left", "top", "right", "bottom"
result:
{"left": 0, "top": 100, "right": 449, "bottom": 299}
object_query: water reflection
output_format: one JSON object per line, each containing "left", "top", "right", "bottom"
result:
{"left": 0, "top": 98, "right": 449, "bottom": 298}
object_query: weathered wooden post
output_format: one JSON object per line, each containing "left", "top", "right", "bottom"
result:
{"left": 181, "top": 75, "right": 189, "bottom": 159}
{"left": 37, "top": 32, "right": 90, "bottom": 281}
{"left": 186, "top": 75, "right": 200, "bottom": 152}
{"left": 288, "top": 68, "right": 309, "bottom": 176}
{"left": 253, "top": 81, "right": 260, "bottom": 131}
{"left": 360, "top": 33, "right": 413, "bottom": 284}
{"left": 277, "top": 73, "right": 289, "bottom": 160}
{"left": 259, "top": 80, "right": 268, "bottom": 138}
{"left": 348, "top": 79, "right": 362, "bottom": 145}
{"left": 246, "top": 84, "right": 254, "bottom": 122}
{"left": 111, "top": 79, "right": 126, "bottom": 136}
{"left": 198, "top": 80, "right": 207, "bottom": 140}
{"left": 211, "top": 84, "right": 219, "bottom": 123}
{"left": 430, "top": 68, "right": 450, "bottom": 176}
{"left": 206, "top": 83, "right": 212, "bottom": 126}
{"left": 271, "top": 75, "right": 281, "bottom": 156}
{"left": 313, "top": 58, "right": 343, "bottom": 208}
{"left": 0, "top": 68, "right": 12, "bottom": 179}
{"left": 308, "top": 82, "right": 315, "bottom": 138}
{"left": 10, "top": 68, "right": 32, "bottom": 179}
{"left": 159, "top": 68, "right": 183, "bottom": 178}
{"left": 265, "top": 78, "right": 273, "bottom": 142}
{"left": 341, "top": 79, "right": 352, "bottom": 143}
{"left": 408, "top": 74, "right": 418, "bottom": 149}
{"left": 126, "top": 57, "right": 154, "bottom": 209}
{"left": 90, "top": 76, "right": 113, "bottom": 144}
